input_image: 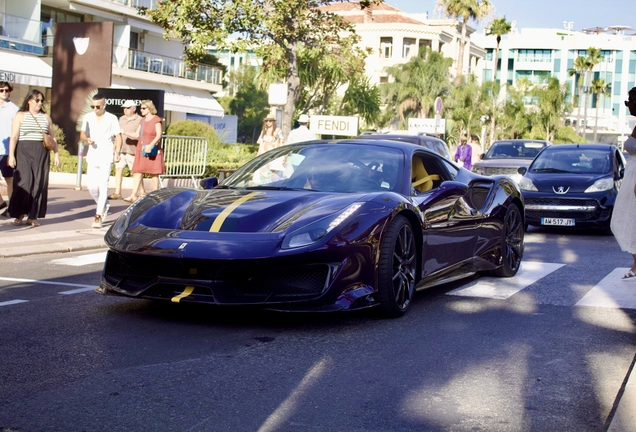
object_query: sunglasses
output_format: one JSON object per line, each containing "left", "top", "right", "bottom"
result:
{"left": 140, "top": 107, "right": 148, "bottom": 110}
{"left": 265, "top": 119, "right": 274, "bottom": 122}
{"left": 33, "top": 99, "right": 44, "bottom": 103}
{"left": 0, "top": 89, "right": 10, "bottom": 93}
{"left": 90, "top": 105, "right": 103, "bottom": 109}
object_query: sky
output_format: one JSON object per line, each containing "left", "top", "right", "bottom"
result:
{"left": 385, "top": 0, "right": 636, "bottom": 33}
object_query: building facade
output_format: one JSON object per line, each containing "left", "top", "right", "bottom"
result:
{"left": 472, "top": 25, "right": 636, "bottom": 138}
{"left": 0, "top": 0, "right": 225, "bottom": 149}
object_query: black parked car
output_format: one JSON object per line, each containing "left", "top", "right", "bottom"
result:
{"left": 518, "top": 144, "right": 626, "bottom": 230}
{"left": 356, "top": 133, "right": 453, "bottom": 160}
{"left": 472, "top": 139, "right": 551, "bottom": 183}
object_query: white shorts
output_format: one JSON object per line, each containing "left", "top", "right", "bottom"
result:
{"left": 115, "top": 153, "right": 135, "bottom": 170}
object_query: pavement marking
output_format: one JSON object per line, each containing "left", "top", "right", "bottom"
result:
{"left": 0, "top": 230, "right": 83, "bottom": 245}
{"left": 447, "top": 261, "right": 565, "bottom": 299}
{"left": 0, "top": 276, "right": 95, "bottom": 291}
{"left": 51, "top": 251, "right": 107, "bottom": 266}
{"left": 576, "top": 268, "right": 636, "bottom": 310}
{"left": 58, "top": 287, "right": 97, "bottom": 295}
{"left": 0, "top": 299, "right": 29, "bottom": 307}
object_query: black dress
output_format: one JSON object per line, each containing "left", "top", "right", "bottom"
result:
{"left": 8, "top": 139, "right": 50, "bottom": 219}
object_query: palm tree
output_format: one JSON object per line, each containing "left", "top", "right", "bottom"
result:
{"left": 568, "top": 56, "right": 587, "bottom": 136}
{"left": 437, "top": 0, "right": 492, "bottom": 83}
{"left": 590, "top": 78, "right": 611, "bottom": 142}
{"left": 531, "top": 77, "right": 570, "bottom": 141}
{"left": 381, "top": 47, "right": 453, "bottom": 128}
{"left": 486, "top": 16, "right": 512, "bottom": 83}
{"left": 582, "top": 47, "right": 604, "bottom": 138}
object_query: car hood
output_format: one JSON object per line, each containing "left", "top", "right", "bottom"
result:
{"left": 473, "top": 158, "right": 533, "bottom": 168}
{"left": 127, "top": 188, "right": 377, "bottom": 234}
{"left": 526, "top": 172, "right": 610, "bottom": 193}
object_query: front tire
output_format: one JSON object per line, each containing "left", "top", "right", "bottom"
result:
{"left": 377, "top": 215, "right": 417, "bottom": 318}
{"left": 489, "top": 205, "right": 524, "bottom": 277}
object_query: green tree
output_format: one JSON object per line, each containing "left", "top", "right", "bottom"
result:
{"left": 568, "top": 55, "right": 587, "bottom": 136}
{"left": 590, "top": 78, "right": 611, "bottom": 142}
{"left": 437, "top": 0, "right": 492, "bottom": 83}
{"left": 339, "top": 75, "right": 381, "bottom": 127}
{"left": 486, "top": 16, "right": 512, "bottom": 83}
{"left": 582, "top": 47, "right": 603, "bottom": 138}
{"left": 530, "top": 77, "right": 571, "bottom": 141}
{"left": 381, "top": 47, "right": 453, "bottom": 128}
{"left": 224, "top": 65, "right": 269, "bottom": 143}
{"left": 140, "top": 0, "right": 378, "bottom": 138}
{"left": 447, "top": 74, "right": 484, "bottom": 140}
{"left": 499, "top": 86, "right": 529, "bottom": 140}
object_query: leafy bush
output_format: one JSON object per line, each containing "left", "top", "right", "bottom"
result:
{"left": 166, "top": 120, "right": 223, "bottom": 150}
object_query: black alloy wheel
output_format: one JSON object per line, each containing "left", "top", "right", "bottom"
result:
{"left": 489, "top": 204, "right": 524, "bottom": 277}
{"left": 377, "top": 215, "right": 417, "bottom": 317}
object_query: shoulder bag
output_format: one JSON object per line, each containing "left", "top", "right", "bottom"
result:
{"left": 30, "top": 112, "right": 56, "bottom": 151}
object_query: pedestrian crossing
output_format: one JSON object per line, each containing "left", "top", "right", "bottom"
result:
{"left": 1, "top": 254, "right": 636, "bottom": 310}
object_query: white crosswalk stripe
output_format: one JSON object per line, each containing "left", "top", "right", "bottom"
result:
{"left": 576, "top": 268, "right": 636, "bottom": 309}
{"left": 447, "top": 261, "right": 565, "bottom": 299}
{"left": 50, "top": 252, "right": 107, "bottom": 266}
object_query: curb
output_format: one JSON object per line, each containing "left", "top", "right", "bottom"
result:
{"left": 0, "top": 238, "right": 107, "bottom": 258}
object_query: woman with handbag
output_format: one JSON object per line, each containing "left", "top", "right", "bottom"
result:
{"left": 124, "top": 99, "right": 164, "bottom": 203}
{"left": 7, "top": 89, "right": 60, "bottom": 227}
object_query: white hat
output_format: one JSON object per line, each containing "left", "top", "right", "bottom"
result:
{"left": 298, "top": 114, "right": 309, "bottom": 123}
{"left": 121, "top": 100, "right": 136, "bottom": 108}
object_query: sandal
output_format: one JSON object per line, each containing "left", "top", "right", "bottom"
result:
{"left": 623, "top": 269, "right": 636, "bottom": 279}
{"left": 123, "top": 196, "right": 137, "bottom": 203}
{"left": 25, "top": 219, "right": 40, "bottom": 227}
{"left": 12, "top": 218, "right": 23, "bottom": 226}
{"left": 108, "top": 193, "right": 122, "bottom": 200}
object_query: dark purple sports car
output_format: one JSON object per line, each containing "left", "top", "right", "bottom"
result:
{"left": 97, "top": 139, "right": 525, "bottom": 317}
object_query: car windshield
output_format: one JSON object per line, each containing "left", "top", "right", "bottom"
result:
{"left": 223, "top": 143, "right": 404, "bottom": 193}
{"left": 529, "top": 149, "right": 611, "bottom": 174}
{"left": 485, "top": 141, "right": 546, "bottom": 159}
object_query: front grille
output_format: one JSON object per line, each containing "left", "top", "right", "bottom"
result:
{"left": 483, "top": 166, "right": 519, "bottom": 176}
{"left": 526, "top": 210, "right": 598, "bottom": 220}
{"left": 103, "top": 251, "right": 331, "bottom": 303}
{"left": 525, "top": 198, "right": 598, "bottom": 207}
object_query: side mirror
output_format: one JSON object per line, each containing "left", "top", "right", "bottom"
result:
{"left": 517, "top": 167, "right": 527, "bottom": 175}
{"left": 199, "top": 177, "right": 219, "bottom": 189}
{"left": 479, "top": 153, "right": 486, "bottom": 160}
{"left": 617, "top": 167, "right": 625, "bottom": 180}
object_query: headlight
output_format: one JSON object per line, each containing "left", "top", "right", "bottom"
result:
{"left": 518, "top": 176, "right": 537, "bottom": 191}
{"left": 472, "top": 166, "right": 484, "bottom": 175}
{"left": 106, "top": 199, "right": 143, "bottom": 241}
{"left": 585, "top": 177, "right": 614, "bottom": 193}
{"left": 282, "top": 203, "right": 362, "bottom": 249}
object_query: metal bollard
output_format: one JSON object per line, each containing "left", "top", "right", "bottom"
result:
{"left": 75, "top": 142, "right": 85, "bottom": 191}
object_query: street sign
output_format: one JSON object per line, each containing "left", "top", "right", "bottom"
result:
{"left": 408, "top": 118, "right": 446, "bottom": 135}
{"left": 434, "top": 97, "right": 443, "bottom": 116}
{"left": 310, "top": 115, "right": 359, "bottom": 136}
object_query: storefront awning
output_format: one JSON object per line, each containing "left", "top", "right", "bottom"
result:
{"left": 111, "top": 76, "right": 224, "bottom": 117}
{"left": 0, "top": 50, "right": 52, "bottom": 87}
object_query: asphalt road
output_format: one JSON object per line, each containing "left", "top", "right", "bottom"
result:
{"left": 0, "top": 227, "right": 635, "bottom": 431}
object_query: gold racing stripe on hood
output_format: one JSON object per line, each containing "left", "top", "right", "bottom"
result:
{"left": 171, "top": 286, "right": 194, "bottom": 303}
{"left": 209, "top": 192, "right": 259, "bottom": 232}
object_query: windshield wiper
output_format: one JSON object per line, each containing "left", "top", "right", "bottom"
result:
{"left": 532, "top": 168, "right": 571, "bottom": 173}
{"left": 214, "top": 185, "right": 235, "bottom": 189}
{"left": 245, "top": 186, "right": 304, "bottom": 191}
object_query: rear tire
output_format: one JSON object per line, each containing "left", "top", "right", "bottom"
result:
{"left": 489, "top": 205, "right": 524, "bottom": 277}
{"left": 377, "top": 215, "right": 416, "bottom": 318}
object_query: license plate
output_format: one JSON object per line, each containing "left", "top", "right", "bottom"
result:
{"left": 541, "top": 218, "right": 575, "bottom": 226}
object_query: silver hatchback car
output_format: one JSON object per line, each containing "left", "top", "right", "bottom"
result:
{"left": 472, "top": 139, "right": 551, "bottom": 183}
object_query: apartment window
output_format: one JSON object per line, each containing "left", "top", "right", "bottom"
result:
{"left": 485, "top": 48, "right": 494, "bottom": 61}
{"left": 516, "top": 70, "right": 551, "bottom": 85}
{"left": 130, "top": 32, "right": 139, "bottom": 49}
{"left": 380, "top": 37, "right": 393, "bottom": 59}
{"left": 517, "top": 49, "right": 552, "bottom": 63}
{"left": 403, "top": 38, "right": 415, "bottom": 59}
{"left": 379, "top": 76, "right": 388, "bottom": 84}
{"left": 600, "top": 50, "right": 614, "bottom": 63}
{"left": 40, "top": 7, "right": 83, "bottom": 55}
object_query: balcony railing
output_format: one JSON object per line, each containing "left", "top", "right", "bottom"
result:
{"left": 106, "top": 0, "right": 160, "bottom": 9}
{"left": 113, "top": 47, "right": 223, "bottom": 85}
{"left": 0, "top": 12, "right": 43, "bottom": 45}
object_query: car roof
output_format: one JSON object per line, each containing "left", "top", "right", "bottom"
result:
{"left": 541, "top": 143, "right": 617, "bottom": 151}
{"left": 491, "top": 139, "right": 550, "bottom": 145}
{"left": 355, "top": 133, "right": 444, "bottom": 143}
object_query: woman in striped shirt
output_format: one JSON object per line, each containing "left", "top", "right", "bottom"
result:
{"left": 7, "top": 89, "right": 60, "bottom": 227}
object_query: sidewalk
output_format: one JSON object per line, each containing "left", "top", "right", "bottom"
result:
{"left": 0, "top": 172, "right": 152, "bottom": 258}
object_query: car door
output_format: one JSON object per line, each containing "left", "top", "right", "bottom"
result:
{"left": 409, "top": 151, "right": 478, "bottom": 277}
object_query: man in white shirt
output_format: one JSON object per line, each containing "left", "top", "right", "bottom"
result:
{"left": 286, "top": 114, "right": 316, "bottom": 145}
{"left": 0, "top": 81, "right": 19, "bottom": 216}
{"left": 80, "top": 93, "right": 122, "bottom": 229}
